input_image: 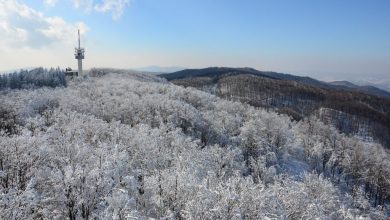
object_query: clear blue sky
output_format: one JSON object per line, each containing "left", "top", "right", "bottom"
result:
{"left": 1, "top": 0, "right": 390, "bottom": 81}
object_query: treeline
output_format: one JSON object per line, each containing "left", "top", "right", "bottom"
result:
{"left": 0, "top": 67, "right": 66, "bottom": 90}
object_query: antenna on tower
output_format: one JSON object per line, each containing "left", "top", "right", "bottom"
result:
{"left": 78, "top": 29, "right": 80, "bottom": 49}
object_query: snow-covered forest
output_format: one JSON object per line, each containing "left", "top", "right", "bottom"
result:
{"left": 0, "top": 68, "right": 66, "bottom": 90}
{"left": 0, "top": 69, "right": 389, "bottom": 219}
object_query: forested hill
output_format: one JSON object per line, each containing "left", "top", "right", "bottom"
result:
{"left": 160, "top": 67, "right": 390, "bottom": 148}
{"left": 160, "top": 67, "right": 390, "bottom": 98}
{"left": 0, "top": 69, "right": 389, "bottom": 219}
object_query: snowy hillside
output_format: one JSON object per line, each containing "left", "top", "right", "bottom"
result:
{"left": 0, "top": 70, "right": 389, "bottom": 219}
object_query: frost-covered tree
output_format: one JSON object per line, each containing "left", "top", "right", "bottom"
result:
{"left": 0, "top": 67, "right": 66, "bottom": 91}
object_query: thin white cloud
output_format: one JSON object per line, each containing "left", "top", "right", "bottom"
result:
{"left": 94, "top": 0, "right": 130, "bottom": 20}
{"left": 42, "top": 0, "right": 130, "bottom": 20}
{"left": 0, "top": 0, "right": 88, "bottom": 48}
{"left": 40, "top": 17, "right": 89, "bottom": 43}
{"left": 43, "top": 0, "right": 58, "bottom": 7}
{"left": 72, "top": 0, "right": 94, "bottom": 12}
{"left": 0, "top": 21, "right": 28, "bottom": 42}
{"left": 72, "top": 0, "right": 130, "bottom": 20}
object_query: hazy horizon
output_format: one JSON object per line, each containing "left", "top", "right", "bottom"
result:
{"left": 1, "top": 0, "right": 389, "bottom": 82}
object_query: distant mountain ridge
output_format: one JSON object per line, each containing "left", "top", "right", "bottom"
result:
{"left": 329, "top": 81, "right": 390, "bottom": 98}
{"left": 351, "top": 78, "right": 390, "bottom": 93}
{"left": 161, "top": 67, "right": 390, "bottom": 98}
{"left": 134, "top": 66, "right": 185, "bottom": 73}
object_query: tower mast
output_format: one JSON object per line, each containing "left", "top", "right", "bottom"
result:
{"left": 75, "top": 29, "right": 85, "bottom": 76}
